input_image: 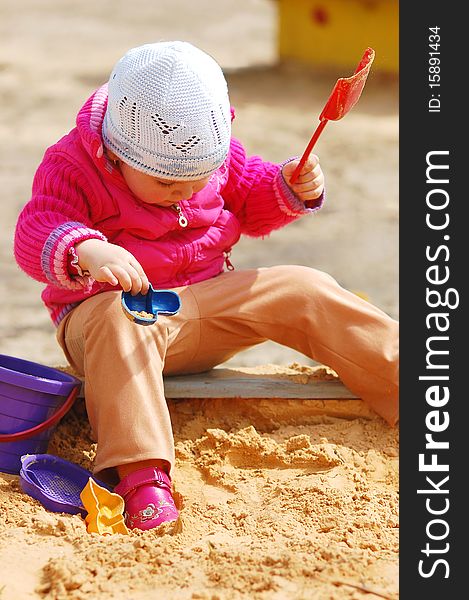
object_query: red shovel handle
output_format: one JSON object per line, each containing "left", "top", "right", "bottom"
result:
{"left": 0, "top": 386, "right": 79, "bottom": 443}
{"left": 290, "top": 120, "right": 328, "bottom": 185}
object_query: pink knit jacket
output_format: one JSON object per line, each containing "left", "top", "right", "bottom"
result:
{"left": 14, "top": 85, "right": 324, "bottom": 326}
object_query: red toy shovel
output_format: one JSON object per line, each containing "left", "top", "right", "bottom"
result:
{"left": 290, "top": 47, "right": 375, "bottom": 184}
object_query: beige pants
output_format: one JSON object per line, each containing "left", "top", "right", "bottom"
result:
{"left": 57, "top": 265, "right": 399, "bottom": 477}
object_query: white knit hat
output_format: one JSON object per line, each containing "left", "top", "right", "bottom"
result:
{"left": 102, "top": 41, "right": 231, "bottom": 181}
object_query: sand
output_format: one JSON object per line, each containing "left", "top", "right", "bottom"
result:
{"left": 0, "top": 1, "right": 398, "bottom": 598}
{"left": 0, "top": 366, "right": 399, "bottom": 599}
{"left": 0, "top": 365, "right": 398, "bottom": 600}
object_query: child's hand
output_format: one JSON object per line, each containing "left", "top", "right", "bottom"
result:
{"left": 75, "top": 239, "right": 149, "bottom": 295}
{"left": 282, "top": 155, "right": 324, "bottom": 205}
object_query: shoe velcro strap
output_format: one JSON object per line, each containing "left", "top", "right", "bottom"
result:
{"left": 114, "top": 467, "right": 172, "bottom": 497}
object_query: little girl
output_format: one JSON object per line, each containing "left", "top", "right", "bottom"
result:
{"left": 14, "top": 41, "right": 398, "bottom": 531}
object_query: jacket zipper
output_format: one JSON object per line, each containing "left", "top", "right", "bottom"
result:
{"left": 224, "top": 248, "right": 235, "bottom": 271}
{"left": 171, "top": 203, "right": 233, "bottom": 271}
{"left": 172, "top": 203, "right": 188, "bottom": 228}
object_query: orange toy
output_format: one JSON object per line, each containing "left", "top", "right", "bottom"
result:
{"left": 80, "top": 477, "right": 129, "bottom": 535}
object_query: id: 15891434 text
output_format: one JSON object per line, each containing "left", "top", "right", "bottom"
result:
{"left": 428, "top": 26, "right": 441, "bottom": 113}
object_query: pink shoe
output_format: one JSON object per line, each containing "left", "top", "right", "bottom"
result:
{"left": 114, "top": 466, "right": 179, "bottom": 531}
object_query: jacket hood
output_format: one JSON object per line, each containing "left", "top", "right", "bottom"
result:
{"left": 76, "top": 84, "right": 110, "bottom": 169}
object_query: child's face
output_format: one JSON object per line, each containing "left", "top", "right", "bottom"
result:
{"left": 118, "top": 159, "right": 212, "bottom": 206}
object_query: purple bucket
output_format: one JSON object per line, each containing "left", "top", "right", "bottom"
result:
{"left": 0, "top": 354, "right": 81, "bottom": 475}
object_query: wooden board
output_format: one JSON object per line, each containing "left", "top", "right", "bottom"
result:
{"left": 163, "top": 368, "right": 358, "bottom": 399}
{"left": 59, "top": 365, "right": 359, "bottom": 400}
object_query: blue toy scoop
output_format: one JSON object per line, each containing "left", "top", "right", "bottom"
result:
{"left": 121, "top": 285, "right": 181, "bottom": 326}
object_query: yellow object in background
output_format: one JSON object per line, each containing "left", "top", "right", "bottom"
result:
{"left": 278, "top": 0, "right": 398, "bottom": 72}
{"left": 80, "top": 477, "right": 129, "bottom": 535}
